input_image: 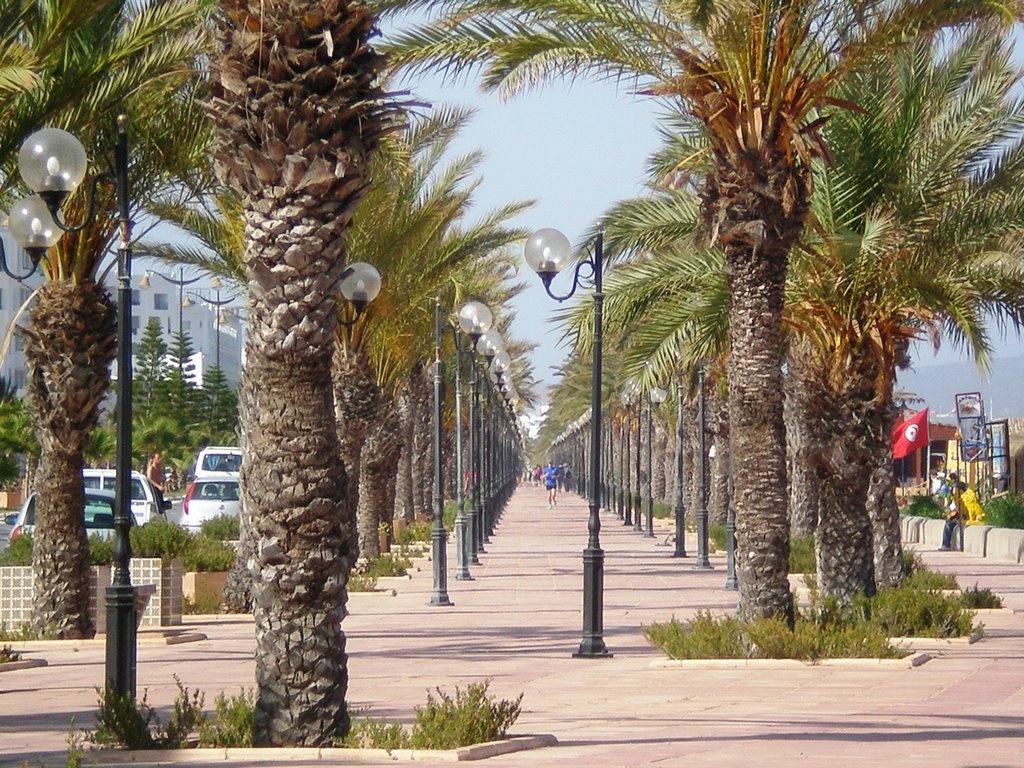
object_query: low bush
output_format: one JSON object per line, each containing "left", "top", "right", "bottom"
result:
{"left": 182, "top": 536, "right": 235, "bottom": 573}
{"left": 91, "top": 679, "right": 204, "bottom": 750}
{"left": 0, "top": 644, "right": 20, "bottom": 663}
{"left": 411, "top": 681, "right": 523, "bottom": 749}
{"left": 198, "top": 690, "right": 255, "bottom": 747}
{"left": 708, "top": 524, "right": 726, "bottom": 552}
{"left": 959, "top": 585, "right": 1003, "bottom": 609}
{"left": 789, "top": 534, "right": 815, "bottom": 574}
{"left": 852, "top": 585, "right": 975, "bottom": 638}
{"left": 88, "top": 535, "right": 114, "bottom": 566}
{"left": 394, "top": 521, "right": 431, "bottom": 545}
{"left": 0, "top": 623, "right": 35, "bottom": 642}
{"left": 342, "top": 714, "right": 412, "bottom": 750}
{"left": 347, "top": 571, "right": 378, "bottom": 592}
{"left": 904, "top": 495, "right": 945, "bottom": 519}
{"left": 183, "top": 595, "right": 223, "bottom": 615}
{"left": 366, "top": 553, "right": 412, "bottom": 578}
{"left": 199, "top": 515, "right": 240, "bottom": 542}
{"left": 0, "top": 532, "right": 32, "bottom": 565}
{"left": 982, "top": 494, "right": 1024, "bottom": 529}
{"left": 130, "top": 520, "right": 192, "bottom": 562}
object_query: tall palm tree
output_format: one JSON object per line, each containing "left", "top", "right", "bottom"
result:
{"left": 206, "top": 0, "right": 396, "bottom": 745}
{"left": 1, "top": 0, "right": 212, "bottom": 639}
{"left": 385, "top": 0, "right": 1019, "bottom": 619}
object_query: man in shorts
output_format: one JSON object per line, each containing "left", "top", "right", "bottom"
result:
{"left": 541, "top": 461, "right": 560, "bottom": 508}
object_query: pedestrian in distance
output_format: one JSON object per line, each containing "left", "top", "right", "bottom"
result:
{"left": 542, "top": 460, "right": 560, "bottom": 508}
{"left": 940, "top": 471, "right": 967, "bottom": 551}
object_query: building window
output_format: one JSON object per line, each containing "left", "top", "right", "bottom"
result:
{"left": 154, "top": 293, "right": 169, "bottom": 310}
{"left": 131, "top": 316, "right": 140, "bottom": 335}
{"left": 183, "top": 321, "right": 191, "bottom": 332}
{"left": 20, "top": 251, "right": 32, "bottom": 271}
{"left": 13, "top": 369, "right": 26, "bottom": 389}
{"left": 19, "top": 288, "right": 30, "bottom": 306}
{"left": 14, "top": 335, "right": 23, "bottom": 351}
{"left": 131, "top": 289, "right": 141, "bottom": 306}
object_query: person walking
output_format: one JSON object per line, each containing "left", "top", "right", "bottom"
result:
{"left": 542, "top": 461, "right": 560, "bottom": 508}
{"left": 146, "top": 450, "right": 167, "bottom": 515}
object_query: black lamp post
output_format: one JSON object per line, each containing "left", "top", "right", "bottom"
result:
{"left": 449, "top": 323, "right": 472, "bottom": 581}
{"left": 644, "top": 385, "right": 667, "bottom": 538}
{"left": 619, "top": 387, "right": 634, "bottom": 526}
{"left": 694, "top": 362, "right": 712, "bottom": 569}
{"left": 673, "top": 371, "right": 688, "bottom": 558}
{"left": 457, "top": 300, "right": 494, "bottom": 566}
{"left": 8, "top": 119, "right": 137, "bottom": 694}
{"left": 633, "top": 394, "right": 643, "bottom": 533}
{"left": 429, "top": 298, "right": 453, "bottom": 606}
{"left": 524, "top": 228, "right": 610, "bottom": 658}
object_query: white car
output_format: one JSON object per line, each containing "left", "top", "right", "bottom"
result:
{"left": 82, "top": 468, "right": 170, "bottom": 526}
{"left": 181, "top": 473, "right": 241, "bottom": 532}
{"left": 193, "top": 446, "right": 242, "bottom": 479}
{"left": 7, "top": 488, "right": 124, "bottom": 542}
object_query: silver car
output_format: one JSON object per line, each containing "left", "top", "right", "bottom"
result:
{"left": 181, "top": 473, "right": 240, "bottom": 532}
{"left": 82, "top": 468, "right": 170, "bottom": 525}
{"left": 6, "top": 488, "right": 125, "bottom": 542}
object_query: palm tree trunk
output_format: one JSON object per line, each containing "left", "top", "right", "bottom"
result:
{"left": 867, "top": 377, "right": 907, "bottom": 588}
{"left": 408, "top": 364, "right": 431, "bottom": 519}
{"left": 333, "top": 348, "right": 380, "bottom": 525}
{"left": 358, "top": 405, "right": 403, "bottom": 557}
{"left": 715, "top": 180, "right": 798, "bottom": 622}
{"left": 394, "top": 382, "right": 414, "bottom": 523}
{"left": 785, "top": 345, "right": 819, "bottom": 536}
{"left": 707, "top": 392, "right": 729, "bottom": 526}
{"left": 23, "top": 281, "right": 116, "bottom": 639}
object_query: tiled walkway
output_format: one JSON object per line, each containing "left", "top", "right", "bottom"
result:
{"left": 3, "top": 485, "right": 1023, "bottom": 767}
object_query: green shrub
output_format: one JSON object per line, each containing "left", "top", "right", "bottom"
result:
{"left": 342, "top": 715, "right": 412, "bottom": 750}
{"left": 789, "top": 534, "right": 815, "bottom": 574}
{"left": 443, "top": 501, "right": 457, "bottom": 529}
{"left": 129, "top": 520, "right": 192, "bottom": 562}
{"left": 91, "top": 678, "right": 204, "bottom": 750}
{"left": 0, "top": 532, "right": 32, "bottom": 565}
{"left": 853, "top": 584, "right": 975, "bottom": 638}
{"left": 395, "top": 521, "right": 431, "bottom": 545}
{"left": 183, "top": 594, "right": 223, "bottom": 615}
{"left": 905, "top": 495, "right": 945, "bottom": 519}
{"left": 410, "top": 681, "right": 522, "bottom": 750}
{"left": 0, "top": 623, "right": 36, "bottom": 641}
{"left": 642, "top": 612, "right": 901, "bottom": 661}
{"left": 959, "top": 585, "right": 1003, "bottom": 609}
{"left": 199, "top": 515, "right": 240, "bottom": 542}
{"left": 367, "top": 553, "right": 412, "bottom": 578}
{"left": 0, "top": 644, "right": 20, "bottom": 663}
{"left": 652, "top": 500, "right": 673, "bottom": 519}
{"left": 904, "top": 566, "right": 959, "bottom": 591}
{"left": 708, "top": 524, "right": 726, "bottom": 552}
{"left": 183, "top": 537, "right": 235, "bottom": 573}
{"left": 87, "top": 534, "right": 114, "bottom": 566}
{"left": 1, "top": 532, "right": 114, "bottom": 567}
{"left": 347, "top": 571, "right": 378, "bottom": 592}
{"left": 983, "top": 494, "right": 1024, "bottom": 529}
{"left": 198, "top": 690, "right": 255, "bottom": 748}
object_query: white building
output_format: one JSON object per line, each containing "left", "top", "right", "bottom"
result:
{"left": 0, "top": 228, "right": 243, "bottom": 395}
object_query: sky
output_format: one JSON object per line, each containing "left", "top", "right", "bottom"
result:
{"left": 390, "top": 28, "right": 1024, "bottom": 417}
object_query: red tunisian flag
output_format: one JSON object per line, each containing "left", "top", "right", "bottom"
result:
{"left": 892, "top": 408, "right": 929, "bottom": 459}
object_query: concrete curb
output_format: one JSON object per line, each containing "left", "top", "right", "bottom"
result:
{"left": 0, "top": 657, "right": 46, "bottom": 673}
{"left": 648, "top": 654, "right": 930, "bottom": 669}
{"left": 10, "top": 631, "right": 207, "bottom": 652}
{"left": 85, "top": 735, "right": 558, "bottom": 764}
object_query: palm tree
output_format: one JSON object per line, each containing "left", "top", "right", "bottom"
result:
{"left": 2, "top": 0, "right": 213, "bottom": 639}
{"left": 385, "top": 0, "right": 1022, "bottom": 619}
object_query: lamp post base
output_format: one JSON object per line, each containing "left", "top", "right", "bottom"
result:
{"left": 104, "top": 584, "right": 137, "bottom": 696}
{"left": 574, "top": 545, "right": 612, "bottom": 658}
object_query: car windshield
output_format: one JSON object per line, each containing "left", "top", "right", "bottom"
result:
{"left": 195, "top": 481, "right": 239, "bottom": 501}
{"left": 202, "top": 454, "right": 241, "bottom": 473}
{"left": 83, "top": 474, "right": 145, "bottom": 500}
{"left": 24, "top": 493, "right": 117, "bottom": 528}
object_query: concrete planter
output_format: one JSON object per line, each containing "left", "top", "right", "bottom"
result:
{"left": 182, "top": 571, "right": 228, "bottom": 605}
{"left": 0, "top": 557, "right": 181, "bottom": 631}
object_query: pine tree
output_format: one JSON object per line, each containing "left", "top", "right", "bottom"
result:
{"left": 134, "top": 318, "right": 169, "bottom": 419}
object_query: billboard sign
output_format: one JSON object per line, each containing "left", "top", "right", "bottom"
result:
{"left": 955, "top": 392, "right": 986, "bottom": 462}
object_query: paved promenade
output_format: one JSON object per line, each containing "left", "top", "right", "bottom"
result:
{"left": 2, "top": 485, "right": 1024, "bottom": 767}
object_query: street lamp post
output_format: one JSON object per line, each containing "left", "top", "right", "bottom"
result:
{"left": 633, "top": 395, "right": 643, "bottom": 533}
{"left": 524, "top": 228, "right": 610, "bottom": 658}
{"left": 457, "top": 301, "right": 494, "bottom": 566}
{"left": 644, "top": 386, "right": 667, "bottom": 538}
{"left": 694, "top": 362, "right": 712, "bottom": 569}
{"left": 11, "top": 119, "right": 138, "bottom": 694}
{"left": 430, "top": 298, "right": 453, "bottom": 606}
{"left": 449, "top": 324, "right": 471, "bottom": 581}
{"left": 183, "top": 287, "right": 233, "bottom": 372}
{"left": 620, "top": 389, "right": 633, "bottom": 526}
{"left": 673, "top": 371, "right": 688, "bottom": 558}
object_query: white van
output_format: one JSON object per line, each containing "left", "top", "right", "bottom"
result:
{"left": 82, "top": 469, "right": 170, "bottom": 526}
{"left": 193, "top": 446, "right": 242, "bottom": 479}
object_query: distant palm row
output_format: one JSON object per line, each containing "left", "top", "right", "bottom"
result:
{"left": 4, "top": 0, "right": 1024, "bottom": 751}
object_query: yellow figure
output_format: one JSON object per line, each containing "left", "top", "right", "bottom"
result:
{"left": 961, "top": 486, "right": 985, "bottom": 525}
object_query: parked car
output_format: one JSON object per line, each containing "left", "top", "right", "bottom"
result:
{"left": 82, "top": 468, "right": 170, "bottom": 525}
{"left": 192, "top": 446, "right": 242, "bottom": 480}
{"left": 181, "top": 473, "right": 240, "bottom": 532}
{"left": 6, "top": 488, "right": 125, "bottom": 542}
